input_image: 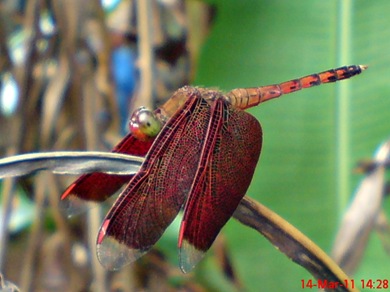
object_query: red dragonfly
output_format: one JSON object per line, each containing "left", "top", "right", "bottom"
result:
{"left": 62, "top": 65, "right": 366, "bottom": 272}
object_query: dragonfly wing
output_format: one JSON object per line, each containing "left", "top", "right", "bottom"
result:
{"left": 97, "top": 92, "right": 212, "bottom": 270}
{"left": 178, "top": 98, "right": 262, "bottom": 272}
{"left": 61, "top": 133, "right": 153, "bottom": 204}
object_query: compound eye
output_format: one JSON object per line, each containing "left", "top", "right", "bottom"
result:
{"left": 129, "top": 107, "right": 162, "bottom": 141}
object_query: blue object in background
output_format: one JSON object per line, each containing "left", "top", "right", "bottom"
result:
{"left": 111, "top": 45, "right": 137, "bottom": 134}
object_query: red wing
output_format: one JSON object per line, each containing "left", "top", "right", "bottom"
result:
{"left": 96, "top": 92, "right": 212, "bottom": 270}
{"left": 61, "top": 133, "right": 154, "bottom": 202}
{"left": 178, "top": 98, "right": 262, "bottom": 272}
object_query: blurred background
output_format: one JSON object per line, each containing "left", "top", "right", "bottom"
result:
{"left": 0, "top": 0, "right": 389, "bottom": 291}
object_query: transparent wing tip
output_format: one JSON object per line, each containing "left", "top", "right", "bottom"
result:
{"left": 179, "top": 240, "right": 206, "bottom": 273}
{"left": 97, "top": 235, "right": 146, "bottom": 271}
{"left": 59, "top": 195, "right": 92, "bottom": 218}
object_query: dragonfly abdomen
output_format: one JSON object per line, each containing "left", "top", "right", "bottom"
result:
{"left": 226, "top": 65, "right": 367, "bottom": 110}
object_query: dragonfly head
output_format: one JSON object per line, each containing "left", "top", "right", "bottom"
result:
{"left": 129, "top": 107, "right": 162, "bottom": 142}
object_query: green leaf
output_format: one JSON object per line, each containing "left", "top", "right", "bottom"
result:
{"left": 195, "top": 1, "right": 390, "bottom": 290}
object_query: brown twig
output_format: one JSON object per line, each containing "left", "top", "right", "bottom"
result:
{"left": 234, "top": 196, "right": 358, "bottom": 292}
{"left": 134, "top": 0, "right": 155, "bottom": 110}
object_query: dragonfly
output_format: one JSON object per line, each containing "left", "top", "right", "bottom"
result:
{"left": 62, "top": 65, "right": 366, "bottom": 273}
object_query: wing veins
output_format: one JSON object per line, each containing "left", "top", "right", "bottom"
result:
{"left": 97, "top": 93, "right": 210, "bottom": 268}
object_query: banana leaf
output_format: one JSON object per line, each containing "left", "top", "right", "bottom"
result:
{"left": 194, "top": 1, "right": 390, "bottom": 291}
